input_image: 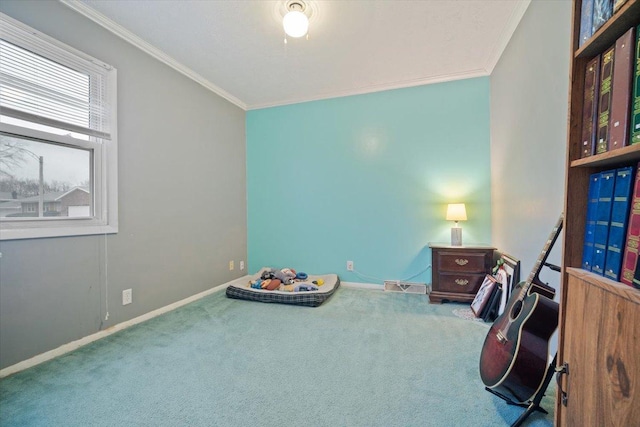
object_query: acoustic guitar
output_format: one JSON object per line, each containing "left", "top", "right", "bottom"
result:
{"left": 479, "top": 215, "right": 563, "bottom": 404}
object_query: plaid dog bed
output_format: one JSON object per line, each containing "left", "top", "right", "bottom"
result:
{"left": 226, "top": 270, "right": 340, "bottom": 307}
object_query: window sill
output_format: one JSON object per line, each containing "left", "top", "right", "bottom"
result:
{"left": 0, "top": 223, "right": 118, "bottom": 240}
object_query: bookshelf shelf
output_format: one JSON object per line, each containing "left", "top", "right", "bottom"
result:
{"left": 558, "top": 1, "right": 640, "bottom": 425}
{"left": 570, "top": 143, "right": 640, "bottom": 167}
{"left": 575, "top": 0, "right": 640, "bottom": 59}
{"left": 566, "top": 267, "right": 640, "bottom": 303}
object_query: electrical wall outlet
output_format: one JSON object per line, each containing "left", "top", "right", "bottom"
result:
{"left": 240, "top": 260, "right": 245, "bottom": 270}
{"left": 347, "top": 260, "right": 354, "bottom": 271}
{"left": 229, "top": 260, "right": 234, "bottom": 270}
{"left": 122, "top": 289, "right": 132, "bottom": 305}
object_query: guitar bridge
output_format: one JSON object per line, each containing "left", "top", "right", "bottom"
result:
{"left": 496, "top": 331, "right": 507, "bottom": 344}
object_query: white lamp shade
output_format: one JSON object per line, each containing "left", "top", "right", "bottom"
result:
{"left": 283, "top": 10, "right": 309, "bottom": 38}
{"left": 446, "top": 203, "right": 467, "bottom": 221}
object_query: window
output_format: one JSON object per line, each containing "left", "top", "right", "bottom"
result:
{"left": 0, "top": 13, "right": 117, "bottom": 240}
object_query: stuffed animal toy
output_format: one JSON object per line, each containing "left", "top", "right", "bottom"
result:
{"left": 272, "top": 269, "right": 294, "bottom": 284}
{"left": 261, "top": 269, "right": 276, "bottom": 280}
{"left": 295, "top": 284, "right": 318, "bottom": 292}
{"left": 265, "top": 278, "right": 281, "bottom": 290}
{"left": 281, "top": 268, "right": 296, "bottom": 278}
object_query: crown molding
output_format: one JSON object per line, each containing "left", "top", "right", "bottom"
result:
{"left": 246, "top": 68, "right": 490, "bottom": 110}
{"left": 60, "top": 0, "right": 524, "bottom": 112}
{"left": 483, "top": 0, "right": 531, "bottom": 74}
{"left": 59, "top": 0, "right": 247, "bottom": 111}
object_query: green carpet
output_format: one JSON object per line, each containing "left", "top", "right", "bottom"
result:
{"left": 0, "top": 287, "right": 554, "bottom": 426}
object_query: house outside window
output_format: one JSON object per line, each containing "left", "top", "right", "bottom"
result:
{"left": 0, "top": 13, "right": 118, "bottom": 240}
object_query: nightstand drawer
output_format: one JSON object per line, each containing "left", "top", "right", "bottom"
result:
{"left": 438, "top": 272, "right": 485, "bottom": 293}
{"left": 438, "top": 252, "right": 487, "bottom": 273}
{"left": 429, "top": 244, "right": 494, "bottom": 303}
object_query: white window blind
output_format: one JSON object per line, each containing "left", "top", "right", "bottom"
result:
{"left": 0, "top": 12, "right": 118, "bottom": 241}
{"left": 0, "top": 14, "right": 113, "bottom": 140}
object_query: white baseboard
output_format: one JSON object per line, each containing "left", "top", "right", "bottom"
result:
{"left": 341, "top": 281, "right": 383, "bottom": 291}
{"left": 0, "top": 274, "right": 251, "bottom": 379}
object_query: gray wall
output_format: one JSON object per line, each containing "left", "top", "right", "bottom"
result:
{"left": 0, "top": 1, "right": 247, "bottom": 369}
{"left": 490, "top": 0, "right": 571, "bottom": 291}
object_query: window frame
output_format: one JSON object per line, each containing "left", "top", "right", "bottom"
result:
{"left": 0, "top": 13, "right": 118, "bottom": 241}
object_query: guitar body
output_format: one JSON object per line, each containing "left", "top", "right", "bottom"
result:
{"left": 479, "top": 288, "right": 559, "bottom": 403}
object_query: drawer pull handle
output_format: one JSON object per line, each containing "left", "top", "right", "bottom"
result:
{"left": 455, "top": 259, "right": 469, "bottom": 266}
{"left": 455, "top": 279, "right": 469, "bottom": 286}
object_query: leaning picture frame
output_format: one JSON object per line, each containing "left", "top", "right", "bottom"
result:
{"left": 471, "top": 274, "right": 499, "bottom": 317}
{"left": 501, "top": 253, "right": 521, "bottom": 293}
{"left": 494, "top": 268, "right": 509, "bottom": 316}
{"left": 497, "top": 253, "right": 520, "bottom": 315}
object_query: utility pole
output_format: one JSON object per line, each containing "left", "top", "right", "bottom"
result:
{"left": 38, "top": 156, "right": 43, "bottom": 217}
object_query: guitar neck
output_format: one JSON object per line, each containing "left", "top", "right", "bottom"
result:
{"left": 519, "top": 215, "right": 564, "bottom": 298}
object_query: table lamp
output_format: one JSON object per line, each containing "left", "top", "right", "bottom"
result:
{"left": 446, "top": 203, "right": 467, "bottom": 246}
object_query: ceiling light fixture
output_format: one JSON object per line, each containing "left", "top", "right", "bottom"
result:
{"left": 283, "top": 1, "right": 309, "bottom": 42}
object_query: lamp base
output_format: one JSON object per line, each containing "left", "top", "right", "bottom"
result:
{"left": 451, "top": 227, "right": 462, "bottom": 246}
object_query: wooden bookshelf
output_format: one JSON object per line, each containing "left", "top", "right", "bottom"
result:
{"left": 557, "top": 1, "right": 640, "bottom": 425}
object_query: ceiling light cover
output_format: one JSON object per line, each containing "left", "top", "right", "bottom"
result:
{"left": 283, "top": 10, "right": 309, "bottom": 38}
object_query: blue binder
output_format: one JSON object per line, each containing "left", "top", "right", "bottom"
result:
{"left": 604, "top": 166, "right": 635, "bottom": 280}
{"left": 592, "top": 0, "right": 613, "bottom": 35}
{"left": 582, "top": 172, "right": 601, "bottom": 271}
{"left": 592, "top": 169, "right": 616, "bottom": 275}
{"left": 579, "top": 0, "right": 595, "bottom": 47}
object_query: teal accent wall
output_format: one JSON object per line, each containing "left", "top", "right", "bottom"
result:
{"left": 247, "top": 77, "right": 491, "bottom": 284}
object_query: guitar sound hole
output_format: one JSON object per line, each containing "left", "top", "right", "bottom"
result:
{"left": 510, "top": 300, "right": 523, "bottom": 320}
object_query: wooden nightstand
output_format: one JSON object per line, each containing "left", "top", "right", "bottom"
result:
{"left": 428, "top": 243, "right": 495, "bottom": 304}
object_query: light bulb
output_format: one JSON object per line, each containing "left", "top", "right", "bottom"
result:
{"left": 283, "top": 10, "right": 309, "bottom": 38}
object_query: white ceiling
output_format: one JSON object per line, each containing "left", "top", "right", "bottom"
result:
{"left": 63, "top": 0, "right": 531, "bottom": 110}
